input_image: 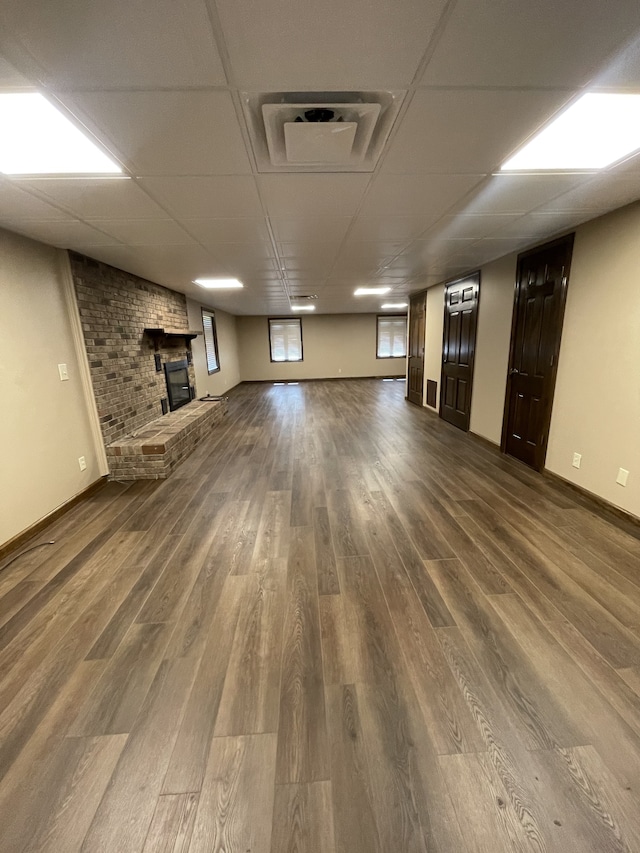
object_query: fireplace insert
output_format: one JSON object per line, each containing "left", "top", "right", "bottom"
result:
{"left": 164, "top": 359, "right": 192, "bottom": 412}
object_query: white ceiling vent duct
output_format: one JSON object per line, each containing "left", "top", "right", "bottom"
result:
{"left": 242, "top": 92, "right": 405, "bottom": 172}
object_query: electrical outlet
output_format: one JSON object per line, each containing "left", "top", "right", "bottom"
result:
{"left": 58, "top": 363, "right": 69, "bottom": 381}
{"left": 78, "top": 456, "right": 87, "bottom": 471}
{"left": 572, "top": 452, "right": 581, "bottom": 469}
{"left": 616, "top": 468, "right": 629, "bottom": 487}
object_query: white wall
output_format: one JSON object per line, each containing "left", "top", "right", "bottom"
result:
{"left": 187, "top": 300, "right": 241, "bottom": 396}
{"left": 463, "top": 203, "right": 640, "bottom": 517}
{"left": 546, "top": 204, "right": 640, "bottom": 516}
{"left": 0, "top": 229, "right": 104, "bottom": 547}
{"left": 424, "top": 284, "right": 444, "bottom": 412}
{"left": 468, "top": 253, "right": 516, "bottom": 443}
{"left": 237, "top": 313, "right": 405, "bottom": 381}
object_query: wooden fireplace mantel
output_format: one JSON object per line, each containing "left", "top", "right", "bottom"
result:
{"left": 143, "top": 327, "right": 201, "bottom": 350}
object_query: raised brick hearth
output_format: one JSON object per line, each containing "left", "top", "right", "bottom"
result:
{"left": 68, "top": 251, "right": 231, "bottom": 480}
{"left": 106, "top": 399, "right": 227, "bottom": 480}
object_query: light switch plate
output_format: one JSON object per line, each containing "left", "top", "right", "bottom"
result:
{"left": 616, "top": 468, "right": 629, "bottom": 486}
{"left": 58, "top": 363, "right": 69, "bottom": 381}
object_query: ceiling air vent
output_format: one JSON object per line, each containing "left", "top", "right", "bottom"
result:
{"left": 242, "top": 91, "right": 405, "bottom": 173}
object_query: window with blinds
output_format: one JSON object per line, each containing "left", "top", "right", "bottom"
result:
{"left": 268, "top": 317, "right": 303, "bottom": 362}
{"left": 201, "top": 309, "right": 220, "bottom": 374}
{"left": 376, "top": 314, "right": 407, "bottom": 358}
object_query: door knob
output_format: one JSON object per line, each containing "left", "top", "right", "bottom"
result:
{"left": 509, "top": 368, "right": 519, "bottom": 375}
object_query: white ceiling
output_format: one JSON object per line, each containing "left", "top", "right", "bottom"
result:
{"left": 1, "top": 0, "right": 640, "bottom": 315}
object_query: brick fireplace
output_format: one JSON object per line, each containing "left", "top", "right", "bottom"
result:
{"left": 70, "top": 252, "right": 225, "bottom": 479}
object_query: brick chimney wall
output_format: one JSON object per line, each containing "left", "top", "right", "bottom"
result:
{"left": 70, "top": 251, "right": 197, "bottom": 447}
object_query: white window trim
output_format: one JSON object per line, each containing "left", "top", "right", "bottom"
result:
{"left": 202, "top": 309, "right": 220, "bottom": 374}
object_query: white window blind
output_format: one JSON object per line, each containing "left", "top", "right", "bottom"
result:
{"left": 377, "top": 315, "right": 407, "bottom": 358}
{"left": 269, "top": 318, "right": 303, "bottom": 362}
{"left": 202, "top": 310, "right": 220, "bottom": 373}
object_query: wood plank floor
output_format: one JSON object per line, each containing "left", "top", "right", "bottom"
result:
{"left": 1, "top": 378, "right": 640, "bottom": 852}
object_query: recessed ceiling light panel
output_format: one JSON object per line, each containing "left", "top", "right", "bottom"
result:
{"left": 354, "top": 287, "right": 391, "bottom": 295}
{"left": 291, "top": 304, "right": 316, "bottom": 311}
{"left": 0, "top": 93, "right": 122, "bottom": 175}
{"left": 381, "top": 302, "right": 408, "bottom": 309}
{"left": 194, "top": 278, "right": 244, "bottom": 289}
{"left": 501, "top": 93, "right": 640, "bottom": 171}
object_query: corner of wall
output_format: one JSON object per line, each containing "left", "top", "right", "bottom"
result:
{"left": 57, "top": 249, "right": 109, "bottom": 475}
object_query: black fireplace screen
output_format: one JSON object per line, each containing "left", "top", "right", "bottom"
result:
{"left": 164, "top": 359, "right": 191, "bottom": 412}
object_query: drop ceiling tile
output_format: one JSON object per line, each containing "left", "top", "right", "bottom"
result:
{"left": 421, "top": 0, "right": 640, "bottom": 87}
{"left": 283, "top": 260, "right": 334, "bottom": 277}
{"left": 115, "top": 244, "right": 224, "bottom": 287}
{"left": 90, "top": 219, "right": 196, "bottom": 245}
{"left": 5, "top": 219, "right": 122, "bottom": 248}
{"left": 257, "top": 174, "right": 370, "bottom": 219}
{"left": 376, "top": 262, "right": 415, "bottom": 277}
{"left": 325, "top": 272, "right": 408, "bottom": 284}
{"left": 324, "top": 278, "right": 407, "bottom": 293}
{"left": 613, "top": 152, "right": 640, "bottom": 173}
{"left": 586, "top": 31, "right": 640, "bottom": 90}
{"left": 67, "top": 91, "right": 251, "bottom": 176}
{"left": 331, "top": 261, "right": 379, "bottom": 278}
{"left": 282, "top": 283, "right": 326, "bottom": 294}
{"left": 382, "top": 89, "right": 574, "bottom": 175}
{"left": 0, "top": 55, "right": 31, "bottom": 88}
{"left": 473, "top": 237, "right": 534, "bottom": 261}
{"left": 335, "top": 241, "right": 407, "bottom": 267}
{"left": 270, "top": 217, "right": 353, "bottom": 244}
{"left": 0, "top": 0, "right": 226, "bottom": 87}
{"left": 406, "top": 237, "right": 480, "bottom": 264}
{"left": 528, "top": 212, "right": 596, "bottom": 231}
{"left": 409, "top": 275, "right": 444, "bottom": 289}
{"left": 215, "top": 0, "right": 446, "bottom": 89}
{"left": 463, "top": 174, "right": 589, "bottom": 215}
{"left": 358, "top": 174, "right": 485, "bottom": 220}
{"left": 347, "top": 215, "right": 434, "bottom": 242}
{"left": 243, "top": 271, "right": 284, "bottom": 282}
{"left": 428, "top": 213, "right": 522, "bottom": 240}
{"left": 435, "top": 255, "right": 485, "bottom": 275}
{"left": 182, "top": 219, "right": 271, "bottom": 244}
{"left": 538, "top": 173, "right": 640, "bottom": 213}
{"left": 139, "top": 177, "right": 264, "bottom": 219}
{"left": 484, "top": 214, "right": 571, "bottom": 241}
{"left": 287, "top": 282, "right": 324, "bottom": 291}
{"left": 80, "top": 245, "right": 152, "bottom": 275}
{"left": 207, "top": 243, "right": 278, "bottom": 267}
{"left": 281, "top": 270, "right": 327, "bottom": 280}
{"left": 278, "top": 242, "right": 344, "bottom": 258}
{"left": 226, "top": 261, "right": 280, "bottom": 281}
{"left": 24, "top": 179, "right": 168, "bottom": 219}
{"left": 208, "top": 291, "right": 276, "bottom": 316}
{"left": 0, "top": 180, "right": 72, "bottom": 220}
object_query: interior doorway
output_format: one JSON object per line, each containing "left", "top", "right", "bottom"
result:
{"left": 502, "top": 234, "right": 574, "bottom": 471}
{"left": 407, "top": 292, "right": 426, "bottom": 406}
{"left": 440, "top": 272, "right": 480, "bottom": 431}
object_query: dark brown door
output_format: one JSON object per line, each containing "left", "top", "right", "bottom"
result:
{"left": 407, "top": 293, "right": 425, "bottom": 406}
{"left": 502, "top": 235, "right": 574, "bottom": 471}
{"left": 440, "top": 272, "right": 480, "bottom": 431}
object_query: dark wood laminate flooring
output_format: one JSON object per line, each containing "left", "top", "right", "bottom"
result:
{"left": 1, "top": 379, "right": 640, "bottom": 852}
